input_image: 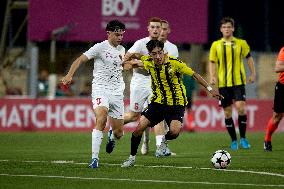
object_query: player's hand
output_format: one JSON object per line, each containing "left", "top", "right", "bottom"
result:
{"left": 122, "top": 62, "right": 133, "bottom": 70}
{"left": 210, "top": 77, "right": 217, "bottom": 85}
{"left": 61, "top": 75, "right": 72, "bottom": 85}
{"left": 247, "top": 74, "right": 255, "bottom": 84}
{"left": 123, "top": 53, "right": 133, "bottom": 62}
{"left": 210, "top": 89, "right": 224, "bottom": 100}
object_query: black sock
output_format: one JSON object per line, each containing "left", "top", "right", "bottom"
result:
{"left": 130, "top": 132, "right": 142, "bottom": 156}
{"left": 165, "top": 131, "right": 179, "bottom": 140}
{"left": 238, "top": 115, "right": 247, "bottom": 138}
{"left": 225, "top": 118, "right": 237, "bottom": 141}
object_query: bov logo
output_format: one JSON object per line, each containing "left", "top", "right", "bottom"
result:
{"left": 102, "top": 0, "right": 140, "bottom": 16}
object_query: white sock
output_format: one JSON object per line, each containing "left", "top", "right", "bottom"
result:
{"left": 129, "top": 155, "right": 136, "bottom": 160}
{"left": 92, "top": 129, "right": 103, "bottom": 159}
{"left": 156, "top": 135, "right": 164, "bottom": 146}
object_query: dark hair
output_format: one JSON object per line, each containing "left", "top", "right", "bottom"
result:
{"left": 146, "top": 39, "right": 164, "bottom": 52}
{"left": 106, "top": 20, "right": 125, "bottom": 32}
{"left": 147, "top": 17, "right": 162, "bottom": 25}
{"left": 220, "top": 17, "right": 235, "bottom": 27}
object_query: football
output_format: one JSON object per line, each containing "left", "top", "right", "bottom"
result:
{"left": 211, "top": 150, "right": 231, "bottom": 169}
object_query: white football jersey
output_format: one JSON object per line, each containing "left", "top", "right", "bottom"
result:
{"left": 164, "top": 40, "right": 179, "bottom": 58}
{"left": 83, "top": 40, "right": 125, "bottom": 94}
{"left": 127, "top": 37, "right": 179, "bottom": 85}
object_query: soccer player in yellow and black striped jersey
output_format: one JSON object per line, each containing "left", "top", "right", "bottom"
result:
{"left": 121, "top": 39, "right": 223, "bottom": 167}
{"left": 209, "top": 17, "right": 256, "bottom": 151}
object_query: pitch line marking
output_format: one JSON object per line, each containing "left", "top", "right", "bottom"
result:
{"left": 1, "top": 159, "right": 284, "bottom": 178}
{"left": 0, "top": 173, "right": 283, "bottom": 187}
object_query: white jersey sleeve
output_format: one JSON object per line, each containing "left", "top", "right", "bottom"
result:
{"left": 83, "top": 44, "right": 100, "bottom": 60}
{"left": 128, "top": 41, "right": 142, "bottom": 53}
{"left": 164, "top": 40, "right": 179, "bottom": 58}
{"left": 127, "top": 37, "right": 150, "bottom": 55}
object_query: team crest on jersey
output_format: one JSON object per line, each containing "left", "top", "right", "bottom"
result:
{"left": 105, "top": 52, "right": 114, "bottom": 59}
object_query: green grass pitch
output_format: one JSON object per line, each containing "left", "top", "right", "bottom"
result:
{"left": 0, "top": 132, "right": 283, "bottom": 189}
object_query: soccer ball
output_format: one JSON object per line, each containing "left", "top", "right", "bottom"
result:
{"left": 211, "top": 150, "right": 231, "bottom": 169}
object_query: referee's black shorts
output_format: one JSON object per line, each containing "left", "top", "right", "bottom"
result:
{"left": 273, "top": 82, "right": 284, "bottom": 113}
{"left": 218, "top": 85, "right": 246, "bottom": 108}
{"left": 141, "top": 102, "right": 185, "bottom": 127}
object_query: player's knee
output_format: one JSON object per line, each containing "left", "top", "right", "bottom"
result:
{"left": 237, "top": 108, "right": 246, "bottom": 115}
{"left": 235, "top": 103, "right": 246, "bottom": 115}
{"left": 273, "top": 113, "right": 284, "bottom": 124}
{"left": 131, "top": 112, "right": 140, "bottom": 121}
{"left": 113, "top": 128, "right": 124, "bottom": 139}
{"left": 95, "top": 117, "right": 107, "bottom": 130}
{"left": 133, "top": 128, "right": 144, "bottom": 137}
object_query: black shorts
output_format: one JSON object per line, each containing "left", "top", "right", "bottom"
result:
{"left": 141, "top": 102, "right": 185, "bottom": 127}
{"left": 273, "top": 82, "right": 284, "bottom": 113}
{"left": 218, "top": 85, "right": 246, "bottom": 108}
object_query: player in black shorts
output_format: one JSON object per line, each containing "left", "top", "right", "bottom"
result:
{"left": 209, "top": 17, "right": 256, "bottom": 150}
{"left": 264, "top": 47, "right": 284, "bottom": 151}
{"left": 121, "top": 39, "right": 222, "bottom": 167}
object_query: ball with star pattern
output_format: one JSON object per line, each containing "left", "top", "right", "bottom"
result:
{"left": 211, "top": 150, "right": 231, "bottom": 169}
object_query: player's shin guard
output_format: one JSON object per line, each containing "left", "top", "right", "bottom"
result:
{"left": 131, "top": 132, "right": 142, "bottom": 156}
{"left": 225, "top": 118, "right": 237, "bottom": 141}
{"left": 265, "top": 117, "right": 278, "bottom": 142}
{"left": 238, "top": 115, "right": 247, "bottom": 138}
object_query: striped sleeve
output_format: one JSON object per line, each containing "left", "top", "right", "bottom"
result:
{"left": 209, "top": 41, "right": 218, "bottom": 63}
{"left": 241, "top": 40, "right": 250, "bottom": 58}
{"left": 177, "top": 60, "right": 194, "bottom": 76}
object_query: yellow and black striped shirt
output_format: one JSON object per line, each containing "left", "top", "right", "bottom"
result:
{"left": 141, "top": 55, "right": 194, "bottom": 106}
{"left": 209, "top": 37, "right": 250, "bottom": 88}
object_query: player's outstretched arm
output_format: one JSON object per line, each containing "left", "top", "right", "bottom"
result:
{"left": 122, "top": 53, "right": 144, "bottom": 70}
{"left": 123, "top": 53, "right": 143, "bottom": 62}
{"left": 192, "top": 72, "right": 223, "bottom": 100}
{"left": 123, "top": 59, "right": 144, "bottom": 70}
{"left": 61, "top": 54, "right": 88, "bottom": 85}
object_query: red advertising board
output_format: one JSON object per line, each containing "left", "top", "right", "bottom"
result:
{"left": 0, "top": 98, "right": 283, "bottom": 132}
{"left": 183, "top": 99, "right": 284, "bottom": 132}
{"left": 28, "top": 0, "right": 208, "bottom": 43}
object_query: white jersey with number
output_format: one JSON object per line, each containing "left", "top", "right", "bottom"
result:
{"left": 84, "top": 40, "right": 125, "bottom": 94}
{"left": 83, "top": 40, "right": 125, "bottom": 119}
{"left": 128, "top": 37, "right": 179, "bottom": 112}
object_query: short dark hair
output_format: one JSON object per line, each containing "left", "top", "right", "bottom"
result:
{"left": 106, "top": 20, "right": 125, "bottom": 32}
{"left": 146, "top": 39, "right": 164, "bottom": 53}
{"left": 220, "top": 17, "right": 235, "bottom": 27}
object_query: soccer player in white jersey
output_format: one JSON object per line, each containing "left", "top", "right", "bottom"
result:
{"left": 61, "top": 20, "right": 127, "bottom": 168}
{"left": 140, "top": 19, "right": 180, "bottom": 155}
